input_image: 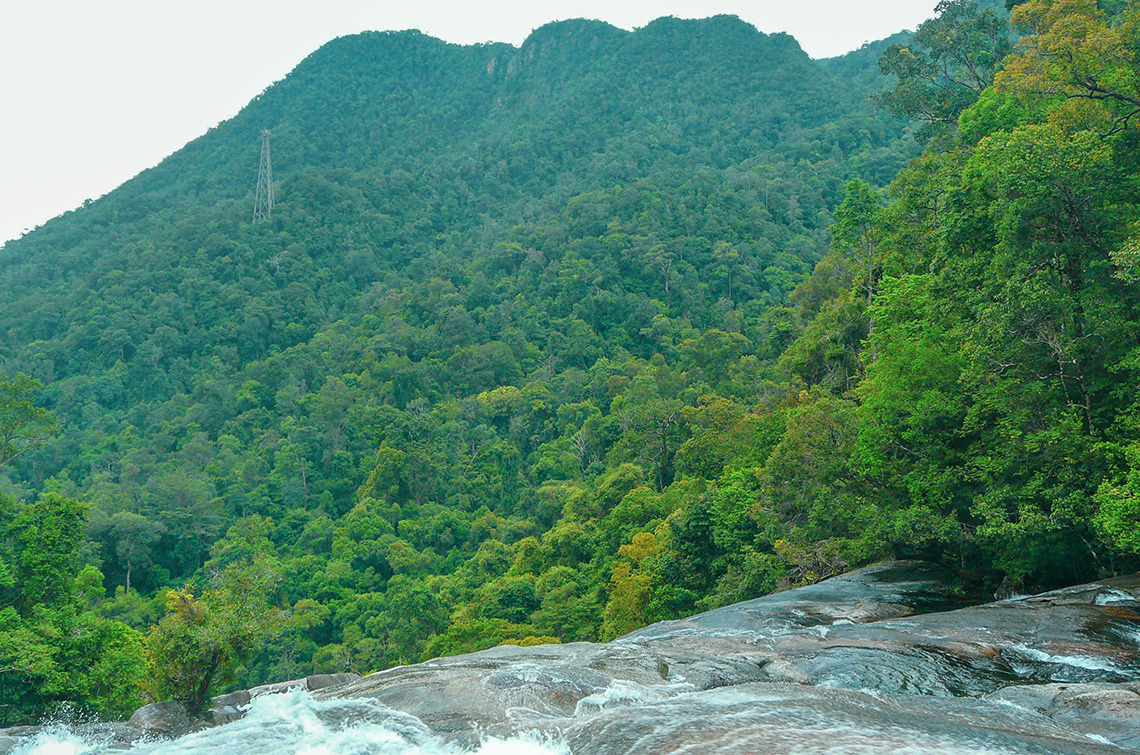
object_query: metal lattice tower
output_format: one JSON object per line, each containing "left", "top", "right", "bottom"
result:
{"left": 253, "top": 129, "right": 274, "bottom": 221}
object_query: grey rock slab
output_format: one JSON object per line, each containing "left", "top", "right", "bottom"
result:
{"left": 209, "top": 689, "right": 251, "bottom": 709}
{"left": 303, "top": 672, "right": 360, "bottom": 691}
{"left": 989, "top": 683, "right": 1140, "bottom": 750}
{"left": 126, "top": 701, "right": 191, "bottom": 739}
{"left": 622, "top": 560, "right": 967, "bottom": 642}
{"left": 247, "top": 677, "right": 308, "bottom": 697}
{"left": 246, "top": 672, "right": 361, "bottom": 699}
{"left": 312, "top": 563, "right": 1140, "bottom": 749}
{"left": 561, "top": 682, "right": 1127, "bottom": 754}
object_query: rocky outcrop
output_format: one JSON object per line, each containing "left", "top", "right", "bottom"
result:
{"left": 309, "top": 562, "right": 1140, "bottom": 752}
{"left": 10, "top": 564, "right": 1140, "bottom": 752}
{"left": 127, "top": 700, "right": 193, "bottom": 738}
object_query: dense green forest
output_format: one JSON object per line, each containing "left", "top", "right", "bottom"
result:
{"left": 3, "top": 0, "right": 1140, "bottom": 724}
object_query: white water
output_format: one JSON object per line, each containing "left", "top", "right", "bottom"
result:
{"left": 9, "top": 727, "right": 96, "bottom": 755}
{"left": 1008, "top": 644, "right": 1122, "bottom": 673}
{"left": 571, "top": 679, "right": 694, "bottom": 717}
{"left": 1094, "top": 589, "right": 1137, "bottom": 606}
{"left": 9, "top": 690, "right": 567, "bottom": 755}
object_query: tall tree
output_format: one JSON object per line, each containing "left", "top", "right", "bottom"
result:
{"left": 877, "top": 0, "right": 1012, "bottom": 143}
{"left": 145, "top": 558, "right": 283, "bottom": 715}
{"left": 998, "top": 0, "right": 1140, "bottom": 134}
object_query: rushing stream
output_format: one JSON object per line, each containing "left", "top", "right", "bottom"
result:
{"left": 7, "top": 691, "right": 567, "bottom": 755}
{"left": 7, "top": 562, "right": 1140, "bottom": 754}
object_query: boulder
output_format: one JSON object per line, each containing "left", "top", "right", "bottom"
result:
{"left": 128, "top": 700, "right": 192, "bottom": 739}
{"left": 248, "top": 673, "right": 361, "bottom": 698}
{"left": 206, "top": 688, "right": 253, "bottom": 727}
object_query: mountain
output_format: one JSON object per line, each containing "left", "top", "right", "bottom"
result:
{"left": 0, "top": 15, "right": 915, "bottom": 538}
{"left": 1, "top": 18, "right": 911, "bottom": 410}
{"left": 0, "top": 10, "right": 982, "bottom": 723}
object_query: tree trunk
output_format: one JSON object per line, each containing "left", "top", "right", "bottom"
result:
{"left": 191, "top": 655, "right": 221, "bottom": 716}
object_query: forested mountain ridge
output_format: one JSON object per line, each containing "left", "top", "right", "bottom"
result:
{"left": 11, "top": 0, "right": 1138, "bottom": 727}
{"left": 0, "top": 16, "right": 911, "bottom": 428}
{"left": 0, "top": 13, "right": 922, "bottom": 721}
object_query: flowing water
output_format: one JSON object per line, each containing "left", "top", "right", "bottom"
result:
{"left": 8, "top": 562, "right": 1140, "bottom": 754}
{"left": 7, "top": 691, "right": 568, "bottom": 755}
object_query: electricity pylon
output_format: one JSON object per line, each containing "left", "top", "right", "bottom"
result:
{"left": 253, "top": 129, "right": 274, "bottom": 221}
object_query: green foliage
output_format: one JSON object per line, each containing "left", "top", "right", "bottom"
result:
{"left": 9, "top": 1, "right": 1140, "bottom": 722}
{"left": 0, "top": 373, "right": 57, "bottom": 471}
{"left": 11, "top": 493, "right": 88, "bottom": 606}
{"left": 145, "top": 559, "right": 282, "bottom": 714}
{"left": 876, "top": 0, "right": 1012, "bottom": 144}
{"left": 0, "top": 493, "right": 145, "bottom": 725}
{"left": 1095, "top": 447, "right": 1140, "bottom": 553}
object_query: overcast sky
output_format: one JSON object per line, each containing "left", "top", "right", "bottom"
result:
{"left": 0, "top": 0, "right": 938, "bottom": 246}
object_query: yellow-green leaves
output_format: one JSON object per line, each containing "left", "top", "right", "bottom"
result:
{"left": 999, "top": 0, "right": 1140, "bottom": 134}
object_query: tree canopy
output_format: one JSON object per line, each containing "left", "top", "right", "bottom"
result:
{"left": 2, "top": 1, "right": 1138, "bottom": 724}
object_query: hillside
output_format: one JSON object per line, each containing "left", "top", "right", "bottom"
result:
{"left": 1, "top": 17, "right": 910, "bottom": 400}
{"left": 0, "top": 15, "right": 921, "bottom": 719}
{"left": 0, "top": 16, "right": 915, "bottom": 593}
{"left": 12, "top": 0, "right": 1139, "bottom": 725}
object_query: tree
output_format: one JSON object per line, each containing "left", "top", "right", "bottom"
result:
{"left": 145, "top": 559, "right": 283, "bottom": 714}
{"left": 600, "top": 531, "right": 660, "bottom": 640}
{"left": 877, "top": 0, "right": 1012, "bottom": 143}
{"left": 359, "top": 576, "right": 448, "bottom": 666}
{"left": 600, "top": 561, "right": 653, "bottom": 640}
{"left": 832, "top": 179, "right": 883, "bottom": 313}
{"left": 644, "top": 243, "right": 674, "bottom": 296}
{"left": 0, "top": 373, "right": 57, "bottom": 472}
{"left": 999, "top": 0, "right": 1140, "bottom": 135}
{"left": 1095, "top": 446, "right": 1140, "bottom": 554}
{"left": 104, "top": 511, "right": 164, "bottom": 593}
{"left": 613, "top": 376, "right": 688, "bottom": 492}
{"left": 12, "top": 493, "right": 88, "bottom": 607}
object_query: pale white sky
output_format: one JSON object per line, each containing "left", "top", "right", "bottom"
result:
{"left": 0, "top": 0, "right": 937, "bottom": 246}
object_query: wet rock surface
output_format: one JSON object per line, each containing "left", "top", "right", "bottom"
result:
{"left": 128, "top": 701, "right": 193, "bottom": 739}
{"left": 623, "top": 559, "right": 969, "bottom": 641}
{"left": 987, "top": 682, "right": 1140, "bottom": 749}
{"left": 11, "top": 563, "right": 1140, "bottom": 753}
{"left": 0, "top": 672, "right": 364, "bottom": 753}
{"left": 312, "top": 561, "right": 1140, "bottom": 752}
